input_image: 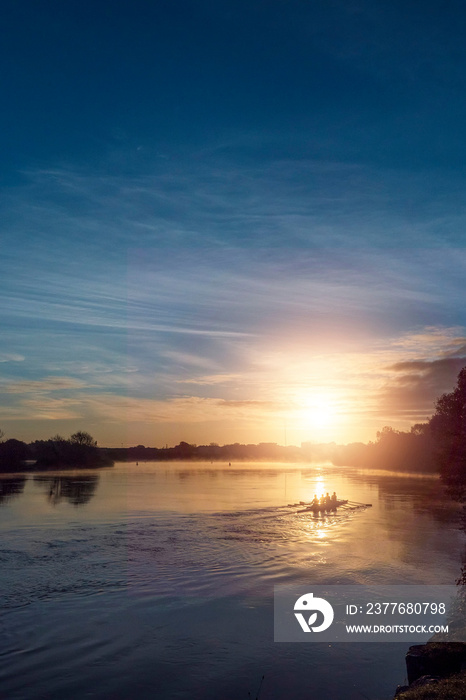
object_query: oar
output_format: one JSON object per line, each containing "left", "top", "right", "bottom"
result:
{"left": 347, "top": 500, "right": 372, "bottom": 507}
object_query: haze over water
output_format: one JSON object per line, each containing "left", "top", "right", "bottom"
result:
{"left": 1, "top": 461, "right": 463, "bottom": 700}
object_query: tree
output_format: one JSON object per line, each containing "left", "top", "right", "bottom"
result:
{"left": 0, "top": 439, "right": 29, "bottom": 470}
{"left": 411, "top": 423, "right": 430, "bottom": 437}
{"left": 430, "top": 367, "right": 466, "bottom": 501}
{"left": 33, "top": 432, "right": 112, "bottom": 468}
{"left": 69, "top": 431, "right": 97, "bottom": 447}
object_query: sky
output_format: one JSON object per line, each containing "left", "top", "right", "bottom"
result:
{"left": 2, "top": 0, "right": 466, "bottom": 447}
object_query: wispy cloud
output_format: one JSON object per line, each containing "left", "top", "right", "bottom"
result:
{"left": 177, "top": 373, "right": 242, "bottom": 386}
{"left": 0, "top": 353, "right": 24, "bottom": 363}
{"left": 1, "top": 377, "right": 90, "bottom": 394}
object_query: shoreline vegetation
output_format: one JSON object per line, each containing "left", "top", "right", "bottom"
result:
{"left": 0, "top": 429, "right": 441, "bottom": 474}
{"left": 0, "top": 431, "right": 114, "bottom": 472}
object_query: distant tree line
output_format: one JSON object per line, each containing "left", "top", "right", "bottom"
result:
{"left": 0, "top": 431, "right": 113, "bottom": 472}
{"left": 107, "top": 429, "right": 437, "bottom": 473}
{"left": 105, "top": 441, "right": 304, "bottom": 463}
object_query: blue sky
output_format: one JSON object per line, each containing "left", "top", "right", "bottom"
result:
{"left": 2, "top": 0, "right": 466, "bottom": 446}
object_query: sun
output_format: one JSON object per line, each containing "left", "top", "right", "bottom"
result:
{"left": 298, "top": 392, "right": 339, "bottom": 431}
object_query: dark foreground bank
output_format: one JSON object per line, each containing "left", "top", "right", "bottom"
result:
{"left": 394, "top": 643, "right": 466, "bottom": 699}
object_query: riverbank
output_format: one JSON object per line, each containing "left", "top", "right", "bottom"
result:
{"left": 394, "top": 643, "right": 466, "bottom": 699}
{"left": 0, "top": 455, "right": 114, "bottom": 473}
{"left": 396, "top": 671, "right": 466, "bottom": 699}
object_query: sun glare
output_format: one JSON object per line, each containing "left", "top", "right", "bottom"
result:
{"left": 299, "top": 392, "right": 339, "bottom": 430}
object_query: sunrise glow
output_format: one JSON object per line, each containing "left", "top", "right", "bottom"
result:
{"left": 297, "top": 392, "right": 340, "bottom": 429}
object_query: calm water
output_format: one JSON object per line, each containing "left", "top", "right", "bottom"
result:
{"left": 0, "top": 462, "right": 464, "bottom": 700}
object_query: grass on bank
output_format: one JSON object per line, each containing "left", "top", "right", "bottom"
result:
{"left": 396, "top": 672, "right": 466, "bottom": 699}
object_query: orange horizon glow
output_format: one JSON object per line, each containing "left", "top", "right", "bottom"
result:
{"left": 1, "top": 326, "right": 463, "bottom": 449}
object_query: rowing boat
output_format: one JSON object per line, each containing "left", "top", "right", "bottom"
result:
{"left": 297, "top": 499, "right": 348, "bottom": 514}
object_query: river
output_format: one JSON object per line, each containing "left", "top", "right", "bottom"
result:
{"left": 0, "top": 461, "right": 463, "bottom": 699}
